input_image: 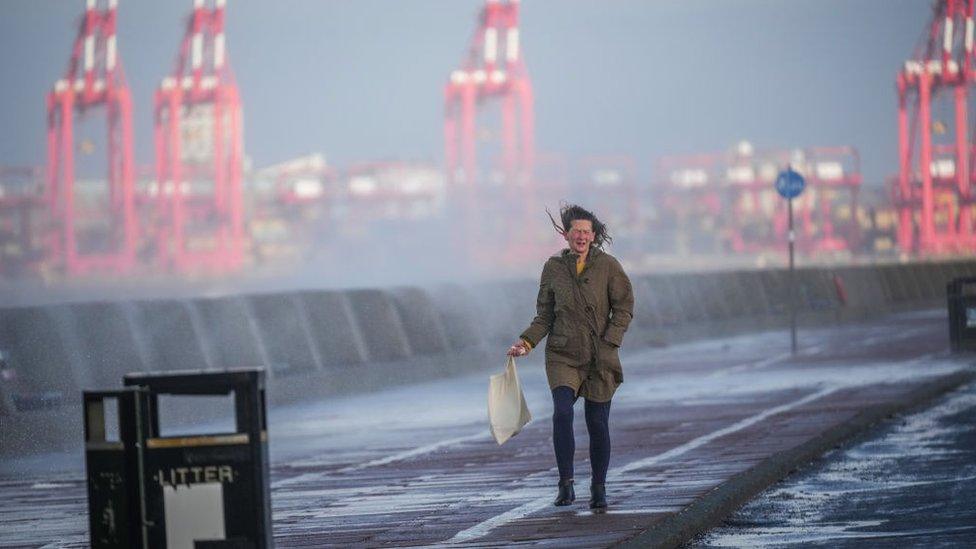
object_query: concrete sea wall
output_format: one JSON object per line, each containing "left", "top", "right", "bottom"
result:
{"left": 1, "top": 259, "right": 973, "bottom": 454}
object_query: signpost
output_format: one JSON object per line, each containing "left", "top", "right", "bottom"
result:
{"left": 775, "top": 167, "right": 806, "bottom": 354}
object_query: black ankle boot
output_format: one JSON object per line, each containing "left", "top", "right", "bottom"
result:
{"left": 589, "top": 483, "right": 607, "bottom": 513}
{"left": 554, "top": 479, "right": 575, "bottom": 506}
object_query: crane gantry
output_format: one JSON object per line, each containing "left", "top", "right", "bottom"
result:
{"left": 896, "top": 0, "right": 976, "bottom": 253}
{"left": 154, "top": 0, "right": 245, "bottom": 273}
{"left": 444, "top": 0, "right": 537, "bottom": 269}
{"left": 47, "top": 0, "right": 137, "bottom": 275}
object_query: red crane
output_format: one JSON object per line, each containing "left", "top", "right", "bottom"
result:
{"left": 445, "top": 0, "right": 537, "bottom": 269}
{"left": 154, "top": 0, "right": 244, "bottom": 273}
{"left": 445, "top": 0, "right": 535, "bottom": 187}
{"left": 47, "top": 0, "right": 137, "bottom": 275}
{"left": 895, "top": 0, "right": 976, "bottom": 253}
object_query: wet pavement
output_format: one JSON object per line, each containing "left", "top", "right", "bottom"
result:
{"left": 1, "top": 308, "right": 973, "bottom": 547}
{"left": 692, "top": 380, "right": 976, "bottom": 548}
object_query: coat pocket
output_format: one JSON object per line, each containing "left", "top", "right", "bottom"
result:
{"left": 546, "top": 333, "right": 579, "bottom": 362}
{"left": 597, "top": 339, "right": 621, "bottom": 374}
{"left": 548, "top": 334, "right": 568, "bottom": 348}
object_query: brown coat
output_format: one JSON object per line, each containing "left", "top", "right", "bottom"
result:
{"left": 519, "top": 247, "right": 635, "bottom": 402}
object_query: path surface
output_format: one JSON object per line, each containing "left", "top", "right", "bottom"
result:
{"left": 1, "top": 308, "right": 972, "bottom": 548}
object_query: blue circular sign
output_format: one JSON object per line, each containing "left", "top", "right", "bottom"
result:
{"left": 775, "top": 168, "right": 806, "bottom": 199}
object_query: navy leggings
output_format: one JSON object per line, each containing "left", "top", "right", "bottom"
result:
{"left": 551, "top": 386, "right": 612, "bottom": 485}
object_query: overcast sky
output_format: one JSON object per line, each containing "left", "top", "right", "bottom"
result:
{"left": 0, "top": 1, "right": 932, "bottom": 185}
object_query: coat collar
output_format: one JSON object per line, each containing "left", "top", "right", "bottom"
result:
{"left": 560, "top": 246, "right": 604, "bottom": 264}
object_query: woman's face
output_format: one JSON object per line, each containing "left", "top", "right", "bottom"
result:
{"left": 565, "top": 219, "right": 595, "bottom": 255}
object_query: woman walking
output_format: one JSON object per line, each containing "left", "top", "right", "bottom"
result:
{"left": 508, "top": 204, "right": 634, "bottom": 513}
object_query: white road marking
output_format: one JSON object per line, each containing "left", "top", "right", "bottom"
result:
{"left": 861, "top": 325, "right": 930, "bottom": 347}
{"left": 337, "top": 432, "right": 489, "bottom": 473}
{"left": 271, "top": 431, "right": 489, "bottom": 489}
{"left": 709, "top": 350, "right": 794, "bottom": 378}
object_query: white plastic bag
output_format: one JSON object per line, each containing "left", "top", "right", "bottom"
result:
{"left": 488, "top": 356, "right": 532, "bottom": 445}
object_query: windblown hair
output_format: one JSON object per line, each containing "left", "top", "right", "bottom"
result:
{"left": 546, "top": 203, "right": 613, "bottom": 250}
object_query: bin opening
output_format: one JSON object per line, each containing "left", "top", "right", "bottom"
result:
{"left": 960, "top": 283, "right": 976, "bottom": 297}
{"left": 948, "top": 276, "right": 976, "bottom": 353}
{"left": 949, "top": 276, "right": 976, "bottom": 296}
{"left": 966, "top": 307, "right": 976, "bottom": 328}
{"left": 85, "top": 395, "right": 120, "bottom": 443}
{"left": 156, "top": 392, "right": 237, "bottom": 437}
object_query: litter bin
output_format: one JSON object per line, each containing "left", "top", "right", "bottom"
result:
{"left": 83, "top": 387, "right": 149, "bottom": 549}
{"left": 123, "top": 368, "right": 272, "bottom": 549}
{"left": 947, "top": 277, "right": 976, "bottom": 352}
{"left": 84, "top": 368, "right": 272, "bottom": 549}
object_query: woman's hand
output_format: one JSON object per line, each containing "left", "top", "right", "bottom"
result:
{"left": 507, "top": 340, "right": 530, "bottom": 357}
